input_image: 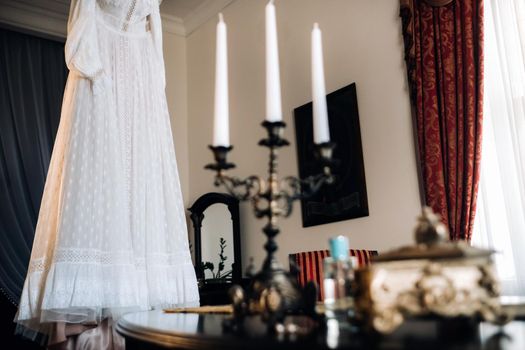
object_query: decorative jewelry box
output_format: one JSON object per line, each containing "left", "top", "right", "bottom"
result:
{"left": 354, "top": 207, "right": 505, "bottom": 333}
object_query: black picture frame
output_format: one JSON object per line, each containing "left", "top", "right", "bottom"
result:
{"left": 293, "top": 83, "right": 369, "bottom": 227}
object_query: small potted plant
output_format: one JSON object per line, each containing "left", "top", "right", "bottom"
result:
{"left": 200, "top": 237, "right": 232, "bottom": 284}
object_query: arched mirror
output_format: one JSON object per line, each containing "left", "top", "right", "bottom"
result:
{"left": 189, "top": 193, "right": 241, "bottom": 286}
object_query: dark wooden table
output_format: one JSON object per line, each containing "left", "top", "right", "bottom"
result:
{"left": 116, "top": 310, "right": 525, "bottom": 350}
{"left": 198, "top": 278, "right": 252, "bottom": 306}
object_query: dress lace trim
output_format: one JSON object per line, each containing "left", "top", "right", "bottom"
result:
{"left": 29, "top": 248, "right": 191, "bottom": 272}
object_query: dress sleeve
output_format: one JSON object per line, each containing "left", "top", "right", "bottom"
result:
{"left": 64, "top": 0, "right": 103, "bottom": 79}
{"left": 149, "top": 3, "right": 166, "bottom": 89}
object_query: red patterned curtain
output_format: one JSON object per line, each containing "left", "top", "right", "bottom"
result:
{"left": 400, "top": 0, "right": 484, "bottom": 241}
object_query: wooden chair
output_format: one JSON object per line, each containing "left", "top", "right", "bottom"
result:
{"left": 289, "top": 249, "right": 378, "bottom": 301}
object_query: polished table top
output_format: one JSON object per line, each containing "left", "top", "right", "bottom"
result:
{"left": 116, "top": 309, "right": 525, "bottom": 350}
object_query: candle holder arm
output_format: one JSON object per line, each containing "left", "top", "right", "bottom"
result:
{"left": 213, "top": 174, "right": 263, "bottom": 202}
{"left": 279, "top": 172, "right": 334, "bottom": 216}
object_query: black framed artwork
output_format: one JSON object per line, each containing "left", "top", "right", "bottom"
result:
{"left": 293, "top": 83, "right": 369, "bottom": 227}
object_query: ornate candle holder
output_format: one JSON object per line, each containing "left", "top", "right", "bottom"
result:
{"left": 206, "top": 121, "right": 336, "bottom": 331}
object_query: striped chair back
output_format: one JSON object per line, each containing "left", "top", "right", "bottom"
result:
{"left": 289, "top": 249, "right": 378, "bottom": 301}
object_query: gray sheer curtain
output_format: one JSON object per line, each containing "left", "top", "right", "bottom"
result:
{"left": 0, "top": 27, "right": 67, "bottom": 306}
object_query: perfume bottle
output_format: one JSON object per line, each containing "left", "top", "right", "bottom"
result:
{"left": 323, "top": 236, "right": 355, "bottom": 320}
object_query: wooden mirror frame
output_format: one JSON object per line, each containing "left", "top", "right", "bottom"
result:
{"left": 188, "top": 192, "right": 242, "bottom": 284}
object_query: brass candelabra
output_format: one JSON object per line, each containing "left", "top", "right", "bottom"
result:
{"left": 206, "top": 120, "right": 336, "bottom": 329}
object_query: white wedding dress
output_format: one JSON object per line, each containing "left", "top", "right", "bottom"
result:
{"left": 15, "top": 0, "right": 199, "bottom": 335}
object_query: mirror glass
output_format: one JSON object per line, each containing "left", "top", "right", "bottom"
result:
{"left": 200, "top": 203, "right": 234, "bottom": 281}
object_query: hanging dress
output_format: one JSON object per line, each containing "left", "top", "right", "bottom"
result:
{"left": 15, "top": 0, "right": 199, "bottom": 335}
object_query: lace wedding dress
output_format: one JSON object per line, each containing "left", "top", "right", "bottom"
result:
{"left": 15, "top": 0, "right": 199, "bottom": 336}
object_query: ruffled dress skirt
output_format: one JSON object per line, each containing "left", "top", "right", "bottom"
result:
{"left": 15, "top": 11, "right": 199, "bottom": 335}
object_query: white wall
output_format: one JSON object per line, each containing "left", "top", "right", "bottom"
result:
{"left": 186, "top": 0, "right": 422, "bottom": 272}
{"left": 163, "top": 31, "right": 191, "bottom": 206}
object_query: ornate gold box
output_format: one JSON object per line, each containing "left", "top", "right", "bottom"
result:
{"left": 354, "top": 208, "right": 504, "bottom": 333}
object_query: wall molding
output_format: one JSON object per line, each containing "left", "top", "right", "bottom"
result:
{"left": 0, "top": 0, "right": 68, "bottom": 38}
{"left": 161, "top": 13, "right": 185, "bottom": 37}
{"left": 183, "top": 0, "right": 235, "bottom": 36}
{"left": 0, "top": 0, "right": 236, "bottom": 38}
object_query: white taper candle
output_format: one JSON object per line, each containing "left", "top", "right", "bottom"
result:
{"left": 213, "top": 13, "right": 229, "bottom": 147}
{"left": 265, "top": 0, "right": 282, "bottom": 122}
{"left": 311, "top": 23, "right": 330, "bottom": 144}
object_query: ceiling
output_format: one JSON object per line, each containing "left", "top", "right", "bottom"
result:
{"left": 161, "top": 0, "right": 208, "bottom": 19}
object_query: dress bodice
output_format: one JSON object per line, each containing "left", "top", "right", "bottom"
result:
{"left": 97, "top": 0, "right": 159, "bottom": 26}
{"left": 65, "top": 0, "right": 166, "bottom": 86}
